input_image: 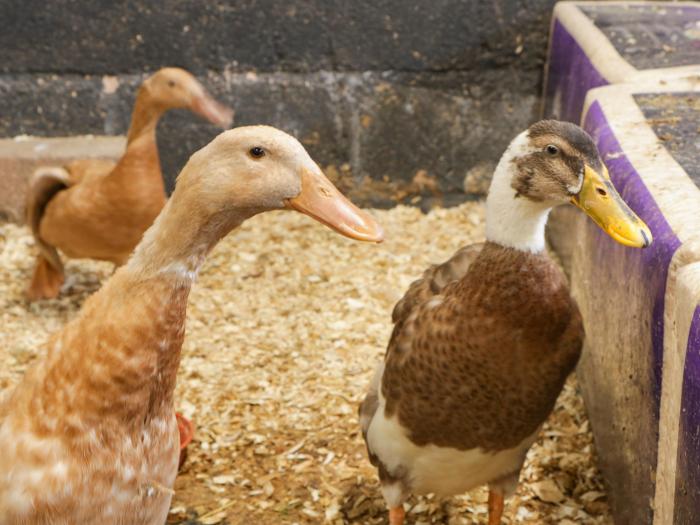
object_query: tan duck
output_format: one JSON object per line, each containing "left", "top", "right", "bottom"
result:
{"left": 0, "top": 126, "right": 383, "bottom": 525}
{"left": 359, "top": 120, "right": 652, "bottom": 525}
{"left": 25, "top": 67, "right": 233, "bottom": 300}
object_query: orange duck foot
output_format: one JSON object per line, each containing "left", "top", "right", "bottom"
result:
{"left": 176, "top": 412, "right": 194, "bottom": 470}
{"left": 389, "top": 506, "right": 405, "bottom": 525}
{"left": 27, "top": 255, "right": 64, "bottom": 300}
{"left": 488, "top": 488, "right": 504, "bottom": 525}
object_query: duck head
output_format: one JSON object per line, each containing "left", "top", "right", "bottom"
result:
{"left": 175, "top": 126, "right": 384, "bottom": 243}
{"left": 485, "top": 120, "right": 651, "bottom": 252}
{"left": 143, "top": 67, "right": 234, "bottom": 128}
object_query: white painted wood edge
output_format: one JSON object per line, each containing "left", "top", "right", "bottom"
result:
{"left": 0, "top": 135, "right": 126, "bottom": 160}
{"left": 553, "top": 2, "right": 638, "bottom": 82}
{"left": 656, "top": 255, "right": 700, "bottom": 525}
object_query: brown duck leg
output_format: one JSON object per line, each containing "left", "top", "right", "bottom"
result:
{"left": 27, "top": 255, "right": 64, "bottom": 300}
{"left": 488, "top": 487, "right": 504, "bottom": 525}
{"left": 389, "top": 506, "right": 405, "bottom": 525}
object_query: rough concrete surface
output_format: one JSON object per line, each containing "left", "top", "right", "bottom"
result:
{"left": 635, "top": 91, "right": 700, "bottom": 189}
{"left": 0, "top": 0, "right": 555, "bottom": 74}
{"left": 580, "top": 3, "right": 700, "bottom": 70}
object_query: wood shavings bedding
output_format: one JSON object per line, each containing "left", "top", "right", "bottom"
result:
{"left": 0, "top": 202, "right": 611, "bottom": 524}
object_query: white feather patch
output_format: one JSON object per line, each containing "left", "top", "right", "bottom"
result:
{"left": 485, "top": 131, "right": 553, "bottom": 253}
{"left": 381, "top": 482, "right": 405, "bottom": 508}
{"left": 568, "top": 168, "right": 584, "bottom": 194}
{"left": 365, "top": 371, "right": 538, "bottom": 501}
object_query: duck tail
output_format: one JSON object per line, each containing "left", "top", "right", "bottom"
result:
{"left": 25, "top": 167, "right": 69, "bottom": 300}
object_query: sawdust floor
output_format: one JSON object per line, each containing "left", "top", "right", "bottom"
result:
{"left": 0, "top": 202, "right": 612, "bottom": 524}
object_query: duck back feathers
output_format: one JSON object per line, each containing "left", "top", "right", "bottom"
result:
{"left": 382, "top": 242, "right": 583, "bottom": 452}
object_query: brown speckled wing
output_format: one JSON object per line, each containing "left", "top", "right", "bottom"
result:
{"left": 381, "top": 242, "right": 584, "bottom": 452}
{"left": 362, "top": 243, "right": 483, "bottom": 427}
{"left": 391, "top": 243, "right": 484, "bottom": 324}
{"left": 360, "top": 243, "right": 483, "bottom": 473}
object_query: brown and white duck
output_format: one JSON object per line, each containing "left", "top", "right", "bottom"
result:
{"left": 25, "top": 67, "right": 233, "bottom": 300}
{"left": 0, "top": 126, "right": 382, "bottom": 525}
{"left": 359, "top": 120, "right": 652, "bottom": 525}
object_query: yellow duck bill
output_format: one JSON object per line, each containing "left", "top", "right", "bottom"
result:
{"left": 571, "top": 165, "right": 652, "bottom": 248}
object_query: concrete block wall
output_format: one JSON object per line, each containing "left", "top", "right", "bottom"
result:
{"left": 0, "top": 0, "right": 562, "bottom": 215}
{"left": 543, "top": 2, "right": 700, "bottom": 523}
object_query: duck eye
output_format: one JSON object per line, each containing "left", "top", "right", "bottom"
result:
{"left": 249, "top": 147, "right": 265, "bottom": 159}
{"left": 545, "top": 144, "right": 559, "bottom": 156}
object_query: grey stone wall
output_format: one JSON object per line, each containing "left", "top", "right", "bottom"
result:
{"left": 0, "top": 0, "right": 557, "bottom": 206}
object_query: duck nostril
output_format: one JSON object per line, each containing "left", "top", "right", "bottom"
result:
{"left": 596, "top": 187, "right": 607, "bottom": 196}
{"left": 641, "top": 229, "right": 650, "bottom": 248}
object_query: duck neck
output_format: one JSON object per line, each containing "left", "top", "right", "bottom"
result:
{"left": 126, "top": 85, "right": 165, "bottom": 145}
{"left": 485, "top": 135, "right": 552, "bottom": 254}
{"left": 127, "top": 190, "right": 256, "bottom": 283}
{"left": 72, "top": 189, "right": 257, "bottom": 421}
{"left": 37, "top": 162, "right": 263, "bottom": 426}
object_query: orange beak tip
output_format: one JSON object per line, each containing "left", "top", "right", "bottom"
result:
{"left": 367, "top": 221, "right": 384, "bottom": 243}
{"left": 193, "top": 96, "right": 234, "bottom": 129}
{"left": 215, "top": 106, "right": 234, "bottom": 129}
{"left": 352, "top": 226, "right": 384, "bottom": 243}
{"left": 285, "top": 172, "right": 385, "bottom": 244}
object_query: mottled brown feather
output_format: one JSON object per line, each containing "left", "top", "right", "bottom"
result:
{"left": 379, "top": 242, "right": 583, "bottom": 452}
{"left": 0, "top": 272, "right": 188, "bottom": 523}
{"left": 362, "top": 243, "right": 483, "bottom": 461}
{"left": 391, "top": 243, "right": 484, "bottom": 324}
{"left": 4, "top": 125, "right": 377, "bottom": 524}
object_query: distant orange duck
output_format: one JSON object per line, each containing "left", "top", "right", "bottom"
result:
{"left": 0, "top": 126, "right": 383, "bottom": 524}
{"left": 25, "top": 67, "right": 233, "bottom": 300}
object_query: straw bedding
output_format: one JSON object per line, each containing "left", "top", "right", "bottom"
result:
{"left": 0, "top": 202, "right": 611, "bottom": 524}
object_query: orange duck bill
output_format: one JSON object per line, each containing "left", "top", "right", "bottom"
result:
{"left": 191, "top": 92, "right": 234, "bottom": 129}
{"left": 286, "top": 169, "right": 384, "bottom": 243}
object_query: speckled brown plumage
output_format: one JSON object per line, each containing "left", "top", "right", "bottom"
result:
{"left": 528, "top": 120, "right": 602, "bottom": 171}
{"left": 390, "top": 243, "right": 484, "bottom": 324}
{"left": 0, "top": 271, "right": 188, "bottom": 524}
{"left": 359, "top": 242, "right": 484, "bottom": 478}
{"left": 361, "top": 119, "right": 649, "bottom": 525}
{"left": 380, "top": 241, "right": 583, "bottom": 452}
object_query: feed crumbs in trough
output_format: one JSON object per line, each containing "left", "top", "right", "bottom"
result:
{"left": 0, "top": 203, "right": 611, "bottom": 524}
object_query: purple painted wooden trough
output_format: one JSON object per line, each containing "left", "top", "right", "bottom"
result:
{"left": 543, "top": 2, "right": 700, "bottom": 524}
